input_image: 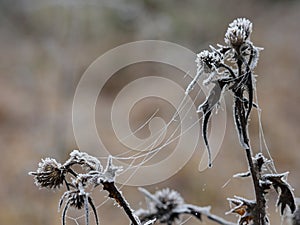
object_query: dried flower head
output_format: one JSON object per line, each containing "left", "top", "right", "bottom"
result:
{"left": 225, "top": 18, "right": 252, "bottom": 47}
{"left": 196, "top": 50, "right": 222, "bottom": 74}
{"left": 185, "top": 46, "right": 225, "bottom": 94}
{"left": 136, "top": 187, "right": 185, "bottom": 223}
{"left": 29, "top": 158, "right": 65, "bottom": 189}
{"left": 154, "top": 188, "right": 184, "bottom": 211}
{"left": 29, "top": 151, "right": 140, "bottom": 225}
{"left": 136, "top": 188, "right": 230, "bottom": 225}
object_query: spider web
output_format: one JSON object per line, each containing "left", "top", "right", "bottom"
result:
{"left": 69, "top": 77, "right": 205, "bottom": 225}
{"left": 68, "top": 71, "right": 276, "bottom": 225}
{"left": 253, "top": 80, "right": 277, "bottom": 174}
{"left": 225, "top": 69, "right": 276, "bottom": 174}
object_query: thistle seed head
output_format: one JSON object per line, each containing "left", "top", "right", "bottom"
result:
{"left": 225, "top": 18, "right": 252, "bottom": 48}
{"left": 29, "top": 158, "right": 65, "bottom": 189}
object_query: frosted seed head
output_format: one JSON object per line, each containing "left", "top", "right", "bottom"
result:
{"left": 225, "top": 18, "right": 253, "bottom": 47}
{"left": 153, "top": 188, "right": 184, "bottom": 210}
{"left": 196, "top": 50, "right": 222, "bottom": 74}
{"left": 29, "top": 158, "right": 65, "bottom": 189}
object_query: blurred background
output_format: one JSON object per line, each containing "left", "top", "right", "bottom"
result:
{"left": 0, "top": 0, "right": 300, "bottom": 224}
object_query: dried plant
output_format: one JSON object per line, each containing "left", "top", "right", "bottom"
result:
{"left": 29, "top": 150, "right": 141, "bottom": 225}
{"left": 186, "top": 18, "right": 296, "bottom": 224}
{"left": 29, "top": 18, "right": 297, "bottom": 225}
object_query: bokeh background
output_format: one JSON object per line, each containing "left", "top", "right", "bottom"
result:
{"left": 1, "top": 0, "right": 300, "bottom": 224}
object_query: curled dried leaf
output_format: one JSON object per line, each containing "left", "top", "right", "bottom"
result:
{"left": 227, "top": 196, "right": 256, "bottom": 225}
{"left": 263, "top": 173, "right": 296, "bottom": 214}
{"left": 198, "top": 80, "right": 227, "bottom": 167}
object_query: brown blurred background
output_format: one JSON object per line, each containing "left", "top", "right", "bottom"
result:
{"left": 0, "top": 0, "right": 300, "bottom": 224}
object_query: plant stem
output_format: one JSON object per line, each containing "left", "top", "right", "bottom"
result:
{"left": 206, "top": 214, "right": 236, "bottom": 225}
{"left": 101, "top": 181, "right": 140, "bottom": 225}
{"left": 235, "top": 55, "right": 266, "bottom": 224}
{"left": 245, "top": 147, "right": 266, "bottom": 225}
{"left": 185, "top": 205, "right": 236, "bottom": 225}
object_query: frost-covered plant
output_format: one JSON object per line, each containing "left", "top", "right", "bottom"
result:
{"left": 135, "top": 188, "right": 235, "bottom": 225}
{"left": 29, "top": 18, "right": 296, "bottom": 225}
{"left": 186, "top": 18, "right": 296, "bottom": 224}
{"left": 186, "top": 18, "right": 263, "bottom": 166}
{"left": 29, "top": 150, "right": 142, "bottom": 225}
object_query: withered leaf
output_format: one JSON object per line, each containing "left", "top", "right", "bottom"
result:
{"left": 227, "top": 196, "right": 256, "bottom": 225}
{"left": 263, "top": 173, "right": 296, "bottom": 214}
{"left": 198, "top": 80, "right": 227, "bottom": 167}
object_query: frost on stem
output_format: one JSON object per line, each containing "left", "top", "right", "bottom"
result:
{"left": 29, "top": 150, "right": 140, "bottom": 225}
